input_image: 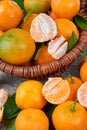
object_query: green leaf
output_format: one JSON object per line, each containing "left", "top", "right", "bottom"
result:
{"left": 23, "top": 6, "right": 37, "bottom": 23}
{"left": 12, "top": 0, "right": 26, "bottom": 14}
{"left": 4, "top": 94, "right": 20, "bottom": 120}
{"left": 6, "top": 118, "right": 16, "bottom": 130}
{"left": 79, "top": 50, "right": 87, "bottom": 60}
{"left": 33, "top": 43, "right": 45, "bottom": 60}
{"left": 67, "top": 31, "right": 78, "bottom": 52}
{"left": 74, "top": 15, "right": 87, "bottom": 30}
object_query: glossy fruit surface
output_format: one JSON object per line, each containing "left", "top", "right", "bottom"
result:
{"left": 24, "top": 0, "right": 51, "bottom": 13}
{"left": 52, "top": 101, "right": 87, "bottom": 130}
{"left": 0, "top": 0, "right": 24, "bottom": 31}
{"left": 55, "top": 18, "right": 79, "bottom": 40}
{"left": 15, "top": 108, "right": 49, "bottom": 130}
{"left": 16, "top": 80, "right": 47, "bottom": 109}
{"left": 0, "top": 28, "right": 36, "bottom": 65}
{"left": 51, "top": 0, "right": 80, "bottom": 19}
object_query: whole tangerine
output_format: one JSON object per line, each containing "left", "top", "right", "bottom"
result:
{"left": 51, "top": 0, "right": 80, "bottom": 19}
{"left": 15, "top": 108, "right": 49, "bottom": 130}
{"left": 0, "top": 0, "right": 24, "bottom": 31}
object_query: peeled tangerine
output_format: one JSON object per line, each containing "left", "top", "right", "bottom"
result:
{"left": 48, "top": 35, "right": 68, "bottom": 59}
{"left": 0, "top": 89, "right": 8, "bottom": 122}
{"left": 42, "top": 77, "right": 70, "bottom": 104}
{"left": 30, "top": 13, "right": 57, "bottom": 42}
{"left": 77, "top": 81, "right": 87, "bottom": 108}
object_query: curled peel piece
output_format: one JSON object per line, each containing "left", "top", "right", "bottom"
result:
{"left": 30, "top": 13, "right": 57, "bottom": 42}
{"left": 42, "top": 77, "right": 70, "bottom": 104}
{"left": 48, "top": 36, "right": 68, "bottom": 59}
{"left": 0, "top": 89, "right": 8, "bottom": 108}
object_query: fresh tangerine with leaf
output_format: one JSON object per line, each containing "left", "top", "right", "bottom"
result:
{"left": 55, "top": 18, "right": 79, "bottom": 40}
{"left": 52, "top": 101, "right": 87, "bottom": 130}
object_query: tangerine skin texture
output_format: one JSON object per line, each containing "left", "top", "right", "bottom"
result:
{"left": 51, "top": 0, "right": 80, "bottom": 19}
{"left": 52, "top": 101, "right": 87, "bottom": 130}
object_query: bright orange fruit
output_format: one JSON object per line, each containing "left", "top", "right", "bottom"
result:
{"left": 55, "top": 18, "right": 79, "bottom": 40}
{"left": 15, "top": 108, "right": 49, "bottom": 130}
{"left": 51, "top": 0, "right": 80, "bottom": 19}
{"left": 0, "top": 0, "right": 24, "bottom": 31}
{"left": 52, "top": 101, "right": 87, "bottom": 130}
{"left": 15, "top": 80, "right": 47, "bottom": 109}
{"left": 65, "top": 76, "right": 83, "bottom": 100}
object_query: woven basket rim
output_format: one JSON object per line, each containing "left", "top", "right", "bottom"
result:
{"left": 0, "top": 0, "right": 87, "bottom": 79}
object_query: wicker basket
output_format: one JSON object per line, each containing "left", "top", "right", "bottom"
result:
{"left": 0, "top": 0, "right": 87, "bottom": 79}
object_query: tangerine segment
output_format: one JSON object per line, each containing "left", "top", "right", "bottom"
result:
{"left": 42, "top": 77, "right": 70, "bottom": 104}
{"left": 0, "top": 0, "right": 24, "bottom": 31}
{"left": 55, "top": 18, "right": 79, "bottom": 40}
{"left": 51, "top": 0, "right": 80, "bottom": 19}
{"left": 52, "top": 101, "right": 87, "bottom": 130}
{"left": 15, "top": 108, "right": 49, "bottom": 130}
{"left": 77, "top": 81, "right": 87, "bottom": 108}
{"left": 16, "top": 80, "right": 47, "bottom": 109}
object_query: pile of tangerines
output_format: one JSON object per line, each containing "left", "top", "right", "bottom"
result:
{"left": 0, "top": 0, "right": 87, "bottom": 130}
{"left": 14, "top": 56, "right": 87, "bottom": 130}
{"left": 0, "top": 0, "right": 80, "bottom": 65}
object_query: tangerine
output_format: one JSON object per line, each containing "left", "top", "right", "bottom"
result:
{"left": 80, "top": 61, "right": 87, "bottom": 82}
{"left": 36, "top": 45, "right": 54, "bottom": 65}
{"left": 24, "top": 0, "right": 51, "bottom": 13}
{"left": 0, "top": 28, "right": 36, "bottom": 65}
{"left": 21, "top": 13, "right": 37, "bottom": 32}
{"left": 55, "top": 18, "right": 79, "bottom": 40}
{"left": 15, "top": 80, "right": 47, "bottom": 109}
{"left": 52, "top": 101, "right": 87, "bottom": 130}
{"left": 15, "top": 108, "right": 49, "bottom": 130}
{"left": 0, "top": 0, "right": 24, "bottom": 31}
{"left": 51, "top": 0, "right": 80, "bottom": 19}
{"left": 65, "top": 76, "right": 83, "bottom": 100}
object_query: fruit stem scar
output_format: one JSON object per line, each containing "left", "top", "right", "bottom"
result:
{"left": 70, "top": 100, "right": 77, "bottom": 112}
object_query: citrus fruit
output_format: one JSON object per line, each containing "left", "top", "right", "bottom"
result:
{"left": 65, "top": 76, "right": 83, "bottom": 100}
{"left": 42, "top": 77, "right": 70, "bottom": 104}
{"left": 0, "top": 0, "right": 24, "bottom": 31}
{"left": 0, "top": 28, "right": 36, "bottom": 65}
{"left": 15, "top": 80, "right": 47, "bottom": 109}
{"left": 36, "top": 45, "right": 54, "bottom": 65}
{"left": 80, "top": 61, "right": 87, "bottom": 82}
{"left": 55, "top": 18, "right": 79, "bottom": 40}
{"left": 51, "top": 0, "right": 80, "bottom": 19}
{"left": 21, "top": 13, "right": 37, "bottom": 32}
{"left": 15, "top": 108, "right": 49, "bottom": 130}
{"left": 24, "top": 0, "right": 51, "bottom": 13}
{"left": 77, "top": 81, "right": 87, "bottom": 108}
{"left": 52, "top": 101, "right": 87, "bottom": 130}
